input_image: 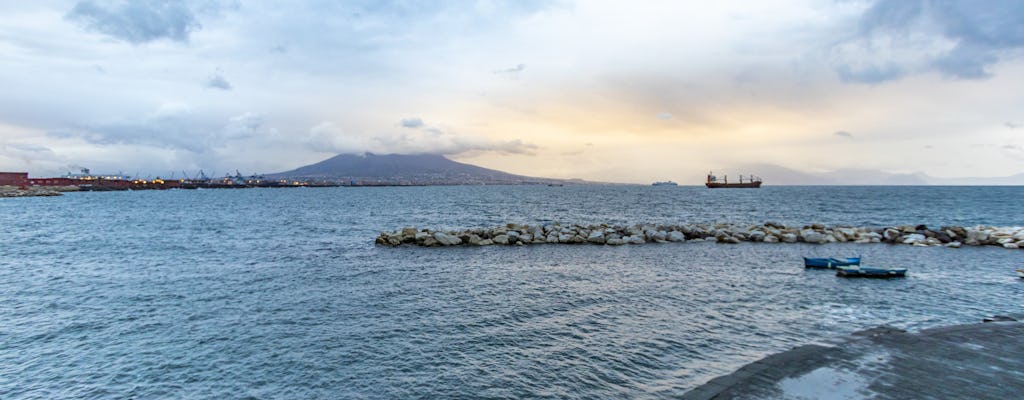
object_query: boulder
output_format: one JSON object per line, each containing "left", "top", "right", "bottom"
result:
{"left": 1004, "top": 242, "right": 1020, "bottom": 249}
{"left": 587, "top": 231, "right": 606, "bottom": 244}
{"left": 433, "top": 232, "right": 462, "bottom": 246}
{"left": 883, "top": 228, "right": 900, "bottom": 242}
{"left": 667, "top": 231, "right": 685, "bottom": 242}
{"left": 493, "top": 234, "right": 510, "bottom": 245}
{"left": 625, "top": 235, "right": 645, "bottom": 244}
{"left": 606, "top": 238, "right": 625, "bottom": 245}
{"left": 478, "top": 239, "right": 493, "bottom": 246}
{"left": 800, "top": 229, "right": 826, "bottom": 244}
{"left": 945, "top": 241, "right": 961, "bottom": 248}
{"left": 763, "top": 235, "right": 779, "bottom": 243}
{"left": 781, "top": 233, "right": 798, "bottom": 243}
{"left": 901, "top": 233, "right": 926, "bottom": 245}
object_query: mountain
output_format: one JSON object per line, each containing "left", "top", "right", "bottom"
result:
{"left": 269, "top": 153, "right": 571, "bottom": 185}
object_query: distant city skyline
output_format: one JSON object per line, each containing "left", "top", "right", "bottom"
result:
{"left": 1, "top": 1, "right": 1023, "bottom": 184}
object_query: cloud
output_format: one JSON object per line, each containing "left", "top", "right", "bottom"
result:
{"left": 1003, "top": 144, "right": 1024, "bottom": 159}
{"left": 49, "top": 104, "right": 273, "bottom": 153}
{"left": 66, "top": 0, "right": 206, "bottom": 44}
{"left": 834, "top": 130, "right": 854, "bottom": 139}
{"left": 306, "top": 121, "right": 537, "bottom": 156}
{"left": 494, "top": 63, "right": 526, "bottom": 79}
{"left": 5, "top": 143, "right": 53, "bottom": 154}
{"left": 206, "top": 73, "right": 232, "bottom": 90}
{"left": 400, "top": 117, "right": 424, "bottom": 128}
{"left": 656, "top": 112, "right": 673, "bottom": 120}
{"left": 1006, "top": 121, "right": 1023, "bottom": 129}
{"left": 833, "top": 0, "right": 1024, "bottom": 83}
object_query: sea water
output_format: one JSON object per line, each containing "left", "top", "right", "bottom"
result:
{"left": 2, "top": 185, "right": 1023, "bottom": 398}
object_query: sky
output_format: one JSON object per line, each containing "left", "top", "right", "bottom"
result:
{"left": 0, "top": 0, "right": 1022, "bottom": 183}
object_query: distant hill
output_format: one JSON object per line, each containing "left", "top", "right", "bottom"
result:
{"left": 734, "top": 163, "right": 1024, "bottom": 185}
{"left": 269, "top": 153, "right": 573, "bottom": 185}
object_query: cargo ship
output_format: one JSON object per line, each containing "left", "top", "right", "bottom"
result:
{"left": 705, "top": 171, "right": 762, "bottom": 188}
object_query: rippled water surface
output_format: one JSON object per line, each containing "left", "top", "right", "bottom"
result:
{"left": 2, "top": 186, "right": 1023, "bottom": 398}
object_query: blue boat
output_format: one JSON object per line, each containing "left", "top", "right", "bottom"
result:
{"left": 836, "top": 265, "right": 907, "bottom": 278}
{"left": 803, "top": 256, "right": 861, "bottom": 269}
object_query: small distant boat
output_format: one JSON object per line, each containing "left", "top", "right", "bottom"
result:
{"left": 836, "top": 265, "right": 907, "bottom": 278}
{"left": 1017, "top": 269, "right": 1024, "bottom": 279}
{"left": 706, "top": 171, "right": 762, "bottom": 188}
{"left": 804, "top": 256, "right": 861, "bottom": 269}
{"left": 652, "top": 181, "right": 678, "bottom": 186}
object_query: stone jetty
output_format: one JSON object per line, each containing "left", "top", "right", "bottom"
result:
{"left": 376, "top": 222, "right": 1024, "bottom": 250}
{"left": 0, "top": 185, "right": 70, "bottom": 198}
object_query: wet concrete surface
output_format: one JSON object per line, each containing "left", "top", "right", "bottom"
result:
{"left": 684, "top": 315, "right": 1024, "bottom": 399}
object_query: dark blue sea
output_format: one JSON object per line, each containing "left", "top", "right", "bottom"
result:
{"left": 2, "top": 185, "right": 1023, "bottom": 398}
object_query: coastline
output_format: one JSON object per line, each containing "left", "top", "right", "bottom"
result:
{"left": 0, "top": 185, "right": 75, "bottom": 198}
{"left": 682, "top": 315, "right": 1024, "bottom": 399}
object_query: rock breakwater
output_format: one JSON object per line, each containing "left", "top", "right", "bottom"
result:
{"left": 0, "top": 185, "right": 70, "bottom": 198}
{"left": 376, "top": 222, "right": 1024, "bottom": 250}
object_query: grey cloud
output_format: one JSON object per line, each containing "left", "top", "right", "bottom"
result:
{"left": 835, "top": 64, "right": 904, "bottom": 84}
{"left": 66, "top": 0, "right": 204, "bottom": 44}
{"left": 400, "top": 117, "right": 424, "bottom": 128}
{"left": 835, "top": 0, "right": 1024, "bottom": 83}
{"left": 834, "top": 130, "right": 854, "bottom": 139}
{"left": 206, "top": 73, "right": 232, "bottom": 90}
{"left": 307, "top": 121, "right": 538, "bottom": 156}
{"left": 1003, "top": 144, "right": 1024, "bottom": 159}
{"left": 1006, "top": 121, "right": 1022, "bottom": 129}
{"left": 5, "top": 143, "right": 54, "bottom": 153}
{"left": 656, "top": 112, "right": 673, "bottom": 120}
{"left": 51, "top": 105, "right": 266, "bottom": 153}
{"left": 495, "top": 64, "right": 526, "bottom": 79}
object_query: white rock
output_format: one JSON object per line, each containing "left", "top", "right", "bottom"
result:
{"left": 493, "top": 234, "right": 509, "bottom": 245}
{"left": 625, "top": 235, "right": 645, "bottom": 244}
{"left": 801, "top": 230, "right": 826, "bottom": 244}
{"left": 587, "top": 231, "right": 606, "bottom": 244}
{"left": 781, "top": 233, "right": 798, "bottom": 243}
{"left": 478, "top": 239, "right": 493, "bottom": 246}
{"left": 606, "top": 238, "right": 625, "bottom": 245}
{"left": 763, "top": 235, "right": 779, "bottom": 243}
{"left": 667, "top": 231, "right": 685, "bottom": 242}
{"left": 902, "top": 234, "right": 926, "bottom": 245}
{"left": 546, "top": 234, "right": 559, "bottom": 243}
{"left": 946, "top": 241, "right": 962, "bottom": 248}
{"left": 748, "top": 230, "right": 766, "bottom": 242}
{"left": 1003, "top": 242, "right": 1019, "bottom": 249}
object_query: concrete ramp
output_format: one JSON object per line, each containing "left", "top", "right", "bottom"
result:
{"left": 684, "top": 316, "right": 1024, "bottom": 399}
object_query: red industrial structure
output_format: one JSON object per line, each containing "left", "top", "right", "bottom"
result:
{"left": 0, "top": 172, "right": 28, "bottom": 187}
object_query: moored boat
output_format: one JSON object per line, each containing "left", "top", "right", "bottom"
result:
{"left": 1017, "top": 269, "right": 1024, "bottom": 279}
{"left": 804, "top": 256, "right": 861, "bottom": 269}
{"left": 836, "top": 265, "right": 907, "bottom": 278}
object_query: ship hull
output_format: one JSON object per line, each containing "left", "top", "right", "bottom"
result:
{"left": 705, "top": 182, "right": 762, "bottom": 188}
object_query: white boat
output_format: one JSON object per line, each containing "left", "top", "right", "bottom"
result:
{"left": 1017, "top": 269, "right": 1024, "bottom": 279}
{"left": 652, "top": 181, "right": 678, "bottom": 186}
